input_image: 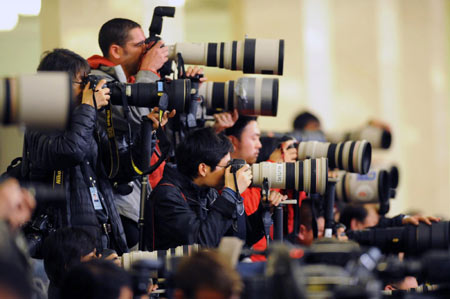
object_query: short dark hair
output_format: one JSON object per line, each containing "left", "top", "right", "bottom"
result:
{"left": 174, "top": 250, "right": 242, "bottom": 298}
{"left": 42, "top": 227, "right": 96, "bottom": 287}
{"left": 176, "top": 128, "right": 232, "bottom": 179}
{"left": 60, "top": 259, "right": 132, "bottom": 299}
{"left": 98, "top": 18, "right": 141, "bottom": 58}
{"left": 339, "top": 204, "right": 368, "bottom": 231}
{"left": 37, "top": 48, "right": 90, "bottom": 80}
{"left": 225, "top": 115, "right": 257, "bottom": 140}
{"left": 293, "top": 111, "right": 320, "bottom": 130}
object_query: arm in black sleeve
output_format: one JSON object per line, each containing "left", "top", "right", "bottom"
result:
{"left": 153, "top": 185, "right": 235, "bottom": 248}
{"left": 26, "top": 104, "right": 96, "bottom": 170}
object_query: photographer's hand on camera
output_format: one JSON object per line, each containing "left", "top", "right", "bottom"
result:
{"left": 0, "top": 178, "right": 35, "bottom": 231}
{"left": 269, "top": 139, "right": 298, "bottom": 163}
{"left": 81, "top": 80, "right": 110, "bottom": 109}
{"left": 213, "top": 109, "right": 239, "bottom": 133}
{"left": 402, "top": 214, "right": 440, "bottom": 226}
{"left": 147, "top": 107, "right": 176, "bottom": 130}
{"left": 267, "top": 191, "right": 287, "bottom": 207}
{"left": 140, "top": 40, "right": 169, "bottom": 73}
{"left": 224, "top": 164, "right": 252, "bottom": 194}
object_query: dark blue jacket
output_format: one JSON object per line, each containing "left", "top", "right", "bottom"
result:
{"left": 25, "top": 104, "right": 128, "bottom": 254}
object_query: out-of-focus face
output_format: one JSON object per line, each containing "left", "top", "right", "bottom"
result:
{"left": 298, "top": 216, "right": 325, "bottom": 246}
{"left": 118, "top": 27, "right": 146, "bottom": 78}
{"left": 80, "top": 248, "right": 98, "bottom": 262}
{"left": 230, "top": 121, "right": 262, "bottom": 164}
{"left": 363, "top": 204, "right": 380, "bottom": 228}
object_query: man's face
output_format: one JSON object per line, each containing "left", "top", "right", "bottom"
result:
{"left": 72, "top": 71, "right": 87, "bottom": 106}
{"left": 203, "top": 153, "right": 231, "bottom": 190}
{"left": 117, "top": 27, "right": 146, "bottom": 77}
{"left": 231, "top": 121, "right": 262, "bottom": 164}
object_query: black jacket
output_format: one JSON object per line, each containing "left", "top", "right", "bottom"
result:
{"left": 25, "top": 104, "right": 128, "bottom": 254}
{"left": 145, "top": 165, "right": 265, "bottom": 250}
{"left": 145, "top": 165, "right": 237, "bottom": 250}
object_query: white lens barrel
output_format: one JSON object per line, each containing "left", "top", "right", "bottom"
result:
{"left": 169, "top": 38, "right": 284, "bottom": 75}
{"left": 1, "top": 72, "right": 71, "bottom": 129}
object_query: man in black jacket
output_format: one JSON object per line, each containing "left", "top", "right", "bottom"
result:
{"left": 146, "top": 128, "right": 266, "bottom": 250}
{"left": 25, "top": 49, "right": 128, "bottom": 255}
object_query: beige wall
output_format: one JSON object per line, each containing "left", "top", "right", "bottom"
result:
{"left": 1, "top": 0, "right": 449, "bottom": 218}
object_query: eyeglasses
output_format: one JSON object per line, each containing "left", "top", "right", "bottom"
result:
{"left": 216, "top": 160, "right": 233, "bottom": 168}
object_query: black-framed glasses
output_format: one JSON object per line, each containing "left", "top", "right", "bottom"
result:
{"left": 216, "top": 160, "right": 233, "bottom": 168}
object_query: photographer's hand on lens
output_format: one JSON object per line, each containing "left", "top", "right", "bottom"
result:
{"left": 140, "top": 40, "right": 169, "bottom": 73}
{"left": 82, "top": 80, "right": 110, "bottom": 109}
{"left": 267, "top": 191, "right": 287, "bottom": 207}
{"left": 147, "top": 107, "right": 176, "bottom": 130}
{"left": 224, "top": 164, "right": 252, "bottom": 194}
{"left": 213, "top": 109, "right": 239, "bottom": 133}
{"left": 0, "top": 178, "right": 36, "bottom": 231}
{"left": 402, "top": 214, "right": 440, "bottom": 226}
{"left": 183, "top": 66, "right": 207, "bottom": 82}
{"left": 269, "top": 139, "right": 298, "bottom": 163}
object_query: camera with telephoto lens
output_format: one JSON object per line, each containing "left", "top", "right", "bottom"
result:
{"left": 83, "top": 75, "right": 191, "bottom": 113}
{"left": 347, "top": 221, "right": 450, "bottom": 256}
{"left": 199, "top": 77, "right": 279, "bottom": 117}
{"left": 1, "top": 72, "right": 72, "bottom": 129}
{"left": 251, "top": 159, "right": 328, "bottom": 195}
{"left": 327, "top": 125, "right": 392, "bottom": 149}
{"left": 146, "top": 6, "right": 284, "bottom": 77}
{"left": 335, "top": 169, "right": 392, "bottom": 206}
{"left": 225, "top": 158, "right": 328, "bottom": 194}
{"left": 297, "top": 140, "right": 372, "bottom": 174}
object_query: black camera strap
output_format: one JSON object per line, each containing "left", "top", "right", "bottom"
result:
{"left": 102, "top": 102, "right": 120, "bottom": 179}
{"left": 119, "top": 85, "right": 144, "bottom": 176}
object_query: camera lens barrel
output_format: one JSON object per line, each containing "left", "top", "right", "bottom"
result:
{"left": 297, "top": 140, "right": 372, "bottom": 174}
{"left": 1, "top": 73, "right": 72, "bottom": 129}
{"left": 200, "top": 77, "right": 278, "bottom": 116}
{"left": 327, "top": 126, "right": 391, "bottom": 150}
{"left": 336, "top": 169, "right": 390, "bottom": 204}
{"left": 251, "top": 158, "right": 328, "bottom": 195}
{"left": 109, "top": 79, "right": 191, "bottom": 113}
{"left": 169, "top": 38, "right": 284, "bottom": 75}
{"left": 348, "top": 222, "right": 450, "bottom": 255}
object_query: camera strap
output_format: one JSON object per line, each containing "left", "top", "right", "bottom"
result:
{"left": 102, "top": 102, "right": 120, "bottom": 179}
{"left": 118, "top": 85, "right": 144, "bottom": 176}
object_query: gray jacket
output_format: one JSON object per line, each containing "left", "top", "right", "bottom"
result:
{"left": 90, "top": 64, "right": 160, "bottom": 222}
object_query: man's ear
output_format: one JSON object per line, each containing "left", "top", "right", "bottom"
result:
{"left": 198, "top": 162, "right": 208, "bottom": 177}
{"left": 228, "top": 135, "right": 239, "bottom": 151}
{"left": 298, "top": 224, "right": 307, "bottom": 241}
{"left": 109, "top": 44, "right": 122, "bottom": 60}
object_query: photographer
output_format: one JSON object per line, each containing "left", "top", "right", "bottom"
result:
{"left": 24, "top": 49, "right": 128, "bottom": 255}
{"left": 146, "top": 127, "right": 264, "bottom": 250}
{"left": 42, "top": 227, "right": 98, "bottom": 299}
{"left": 225, "top": 116, "right": 291, "bottom": 257}
{"left": 339, "top": 203, "right": 440, "bottom": 231}
{"left": 173, "top": 250, "right": 243, "bottom": 299}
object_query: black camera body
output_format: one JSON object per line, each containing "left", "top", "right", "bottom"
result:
{"left": 228, "top": 159, "right": 246, "bottom": 174}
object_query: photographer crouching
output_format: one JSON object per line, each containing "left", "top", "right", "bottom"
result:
{"left": 145, "top": 127, "right": 268, "bottom": 250}
{"left": 24, "top": 49, "right": 128, "bottom": 256}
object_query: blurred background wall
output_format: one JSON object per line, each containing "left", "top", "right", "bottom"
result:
{"left": 0, "top": 0, "right": 449, "bottom": 218}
